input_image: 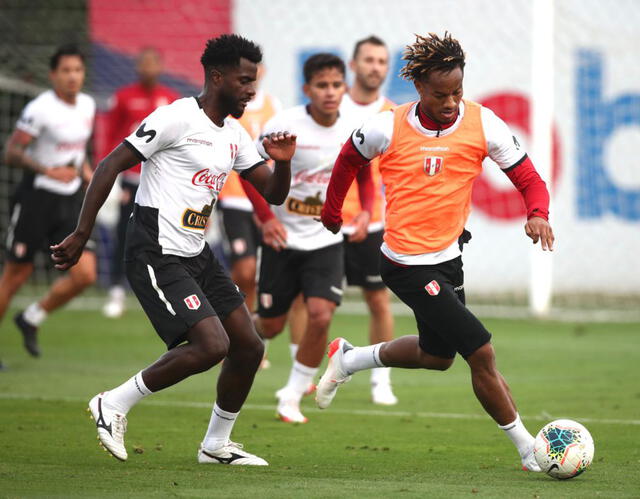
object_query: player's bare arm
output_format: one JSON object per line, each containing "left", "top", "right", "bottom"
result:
{"left": 243, "top": 131, "right": 296, "bottom": 204}
{"left": 525, "top": 216, "right": 555, "bottom": 251}
{"left": 51, "top": 143, "right": 140, "bottom": 270}
{"left": 4, "top": 129, "right": 77, "bottom": 183}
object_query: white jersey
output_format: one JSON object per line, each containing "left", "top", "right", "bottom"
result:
{"left": 16, "top": 90, "right": 95, "bottom": 195}
{"left": 352, "top": 100, "right": 526, "bottom": 265}
{"left": 256, "top": 105, "right": 355, "bottom": 251}
{"left": 125, "top": 97, "right": 263, "bottom": 258}
{"left": 340, "top": 93, "right": 390, "bottom": 127}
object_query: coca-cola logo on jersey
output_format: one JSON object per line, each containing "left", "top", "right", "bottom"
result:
{"left": 293, "top": 170, "right": 332, "bottom": 185}
{"left": 192, "top": 169, "right": 227, "bottom": 191}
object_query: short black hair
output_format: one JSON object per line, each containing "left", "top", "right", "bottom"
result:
{"left": 352, "top": 35, "right": 387, "bottom": 60}
{"left": 200, "top": 34, "right": 262, "bottom": 73}
{"left": 303, "top": 53, "right": 345, "bottom": 83}
{"left": 50, "top": 44, "right": 85, "bottom": 70}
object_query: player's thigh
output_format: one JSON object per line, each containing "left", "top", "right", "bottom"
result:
{"left": 5, "top": 188, "right": 51, "bottom": 263}
{"left": 344, "top": 230, "right": 386, "bottom": 290}
{"left": 257, "top": 245, "right": 300, "bottom": 318}
{"left": 126, "top": 251, "right": 216, "bottom": 349}
{"left": 221, "top": 303, "right": 263, "bottom": 355}
{"left": 222, "top": 208, "right": 259, "bottom": 264}
{"left": 68, "top": 249, "right": 97, "bottom": 286}
{"left": 195, "top": 244, "right": 246, "bottom": 323}
{"left": 300, "top": 243, "right": 344, "bottom": 305}
{"left": 381, "top": 255, "right": 491, "bottom": 358}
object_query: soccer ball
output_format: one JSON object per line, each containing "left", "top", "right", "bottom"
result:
{"left": 533, "top": 419, "right": 594, "bottom": 479}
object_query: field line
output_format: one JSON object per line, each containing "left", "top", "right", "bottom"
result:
{"left": 1, "top": 392, "right": 639, "bottom": 426}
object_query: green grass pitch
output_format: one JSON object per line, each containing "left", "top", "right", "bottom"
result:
{"left": 1, "top": 308, "right": 639, "bottom": 497}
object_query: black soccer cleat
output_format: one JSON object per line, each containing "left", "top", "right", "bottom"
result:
{"left": 14, "top": 312, "right": 41, "bottom": 357}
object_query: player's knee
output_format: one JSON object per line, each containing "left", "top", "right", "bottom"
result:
{"left": 306, "top": 305, "right": 332, "bottom": 330}
{"left": 258, "top": 316, "right": 285, "bottom": 339}
{"left": 465, "top": 342, "right": 496, "bottom": 373}
{"left": 72, "top": 265, "right": 97, "bottom": 288}
{"left": 196, "top": 335, "right": 230, "bottom": 370}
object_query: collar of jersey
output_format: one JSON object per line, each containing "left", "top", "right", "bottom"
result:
{"left": 407, "top": 100, "right": 465, "bottom": 138}
{"left": 194, "top": 96, "right": 225, "bottom": 130}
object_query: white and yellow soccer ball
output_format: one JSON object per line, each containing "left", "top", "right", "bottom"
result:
{"left": 534, "top": 419, "right": 594, "bottom": 479}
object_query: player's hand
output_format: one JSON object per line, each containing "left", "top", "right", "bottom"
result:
{"left": 50, "top": 231, "right": 88, "bottom": 270}
{"left": 525, "top": 216, "right": 555, "bottom": 251}
{"left": 317, "top": 216, "right": 342, "bottom": 234}
{"left": 46, "top": 166, "right": 78, "bottom": 183}
{"left": 262, "top": 132, "right": 297, "bottom": 162}
{"left": 262, "top": 218, "right": 287, "bottom": 251}
{"left": 347, "top": 211, "right": 370, "bottom": 243}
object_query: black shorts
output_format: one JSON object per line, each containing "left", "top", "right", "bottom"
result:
{"left": 344, "top": 229, "right": 386, "bottom": 290}
{"left": 380, "top": 254, "right": 491, "bottom": 359}
{"left": 221, "top": 208, "right": 260, "bottom": 264}
{"left": 126, "top": 244, "right": 245, "bottom": 349}
{"left": 6, "top": 187, "right": 96, "bottom": 263}
{"left": 257, "top": 242, "right": 344, "bottom": 318}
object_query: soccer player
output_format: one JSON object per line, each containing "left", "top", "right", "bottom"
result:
{"left": 102, "top": 47, "right": 180, "bottom": 319}
{"left": 318, "top": 33, "right": 554, "bottom": 472}
{"left": 218, "top": 63, "right": 282, "bottom": 314}
{"left": 340, "top": 35, "right": 398, "bottom": 405}
{"left": 244, "top": 53, "right": 373, "bottom": 424}
{"left": 51, "top": 35, "right": 296, "bottom": 465}
{"left": 1, "top": 44, "right": 96, "bottom": 359}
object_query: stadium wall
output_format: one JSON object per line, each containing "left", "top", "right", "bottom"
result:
{"left": 234, "top": 0, "right": 640, "bottom": 298}
{"left": 0, "top": 0, "right": 637, "bottom": 310}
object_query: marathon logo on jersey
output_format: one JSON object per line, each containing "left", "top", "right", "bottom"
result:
{"left": 192, "top": 169, "right": 227, "bottom": 191}
{"left": 425, "top": 280, "right": 441, "bottom": 296}
{"left": 182, "top": 202, "right": 214, "bottom": 230}
{"left": 230, "top": 143, "right": 238, "bottom": 160}
{"left": 423, "top": 156, "right": 444, "bottom": 176}
{"left": 286, "top": 192, "right": 323, "bottom": 217}
{"left": 184, "top": 294, "right": 201, "bottom": 310}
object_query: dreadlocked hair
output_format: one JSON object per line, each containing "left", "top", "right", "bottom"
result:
{"left": 400, "top": 32, "right": 465, "bottom": 82}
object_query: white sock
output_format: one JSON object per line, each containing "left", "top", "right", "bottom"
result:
{"left": 343, "top": 343, "right": 385, "bottom": 374}
{"left": 499, "top": 413, "right": 535, "bottom": 458}
{"left": 283, "top": 361, "right": 318, "bottom": 401}
{"left": 23, "top": 302, "right": 47, "bottom": 327}
{"left": 104, "top": 371, "right": 152, "bottom": 414}
{"left": 289, "top": 343, "right": 299, "bottom": 361}
{"left": 202, "top": 403, "right": 239, "bottom": 450}
{"left": 371, "top": 366, "right": 391, "bottom": 386}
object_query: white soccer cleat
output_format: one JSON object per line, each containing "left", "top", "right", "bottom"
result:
{"left": 274, "top": 383, "right": 316, "bottom": 400}
{"left": 276, "top": 396, "right": 308, "bottom": 424}
{"left": 371, "top": 382, "right": 398, "bottom": 406}
{"left": 315, "top": 337, "right": 353, "bottom": 409}
{"left": 198, "top": 441, "right": 268, "bottom": 466}
{"left": 521, "top": 446, "right": 542, "bottom": 472}
{"left": 88, "top": 392, "right": 128, "bottom": 461}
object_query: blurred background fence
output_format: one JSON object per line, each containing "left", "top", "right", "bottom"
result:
{"left": 1, "top": 0, "right": 638, "bottom": 321}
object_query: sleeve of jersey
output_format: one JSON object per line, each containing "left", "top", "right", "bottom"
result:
{"left": 321, "top": 137, "right": 371, "bottom": 227}
{"left": 356, "top": 163, "right": 374, "bottom": 215}
{"left": 240, "top": 177, "right": 275, "bottom": 223}
{"left": 122, "top": 106, "right": 176, "bottom": 161}
{"left": 233, "top": 125, "right": 265, "bottom": 173}
{"left": 503, "top": 156, "right": 550, "bottom": 220}
{"left": 16, "top": 100, "right": 43, "bottom": 137}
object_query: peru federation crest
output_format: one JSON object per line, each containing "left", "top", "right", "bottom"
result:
{"left": 425, "top": 280, "right": 441, "bottom": 296}
{"left": 423, "top": 156, "right": 443, "bottom": 176}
